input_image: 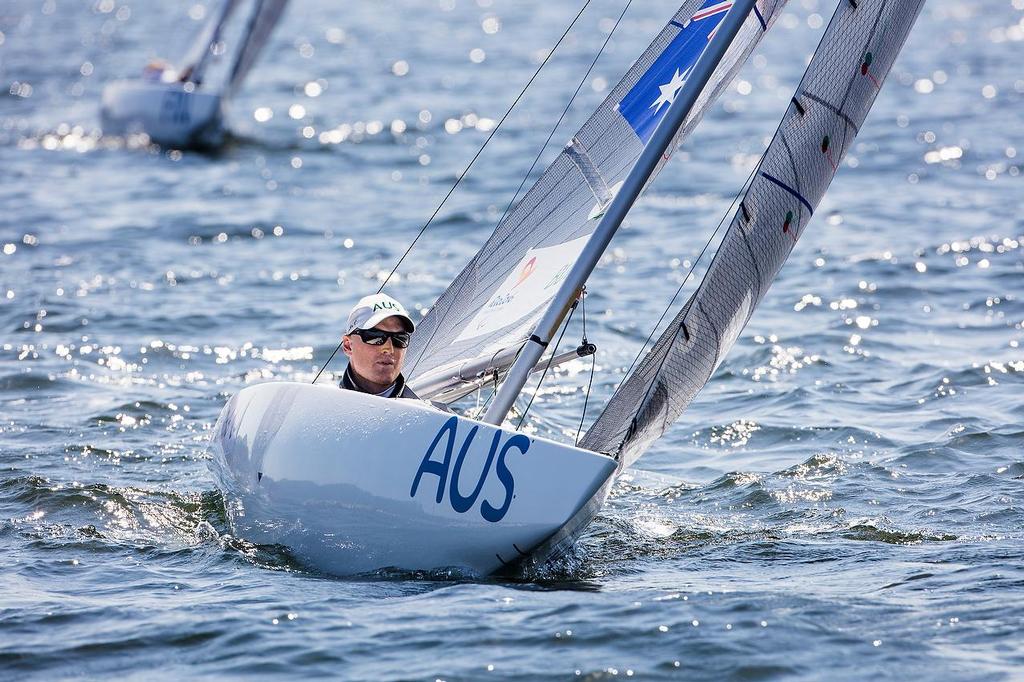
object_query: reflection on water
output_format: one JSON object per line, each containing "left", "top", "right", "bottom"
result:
{"left": 2, "top": 0, "right": 1023, "bottom": 678}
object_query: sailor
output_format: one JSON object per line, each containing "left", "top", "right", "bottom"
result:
{"left": 142, "top": 58, "right": 174, "bottom": 83}
{"left": 339, "top": 293, "right": 421, "bottom": 399}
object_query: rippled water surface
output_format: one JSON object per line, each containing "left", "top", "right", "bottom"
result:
{"left": 2, "top": 0, "right": 1023, "bottom": 679}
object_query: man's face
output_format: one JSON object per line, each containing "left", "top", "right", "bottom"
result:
{"left": 342, "top": 316, "right": 408, "bottom": 392}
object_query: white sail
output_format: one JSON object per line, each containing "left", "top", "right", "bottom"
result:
{"left": 226, "top": 0, "right": 290, "bottom": 95}
{"left": 580, "top": 0, "right": 927, "bottom": 468}
{"left": 406, "top": 0, "right": 789, "bottom": 400}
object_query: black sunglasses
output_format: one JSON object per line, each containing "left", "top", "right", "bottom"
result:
{"left": 351, "top": 328, "right": 412, "bottom": 348}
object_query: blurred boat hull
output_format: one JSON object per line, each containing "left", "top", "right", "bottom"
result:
{"left": 101, "top": 80, "right": 224, "bottom": 148}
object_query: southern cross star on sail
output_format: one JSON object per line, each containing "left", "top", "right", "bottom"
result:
{"left": 650, "top": 67, "right": 690, "bottom": 113}
{"left": 617, "top": 0, "right": 736, "bottom": 144}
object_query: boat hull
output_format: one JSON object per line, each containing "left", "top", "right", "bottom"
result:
{"left": 100, "top": 80, "right": 224, "bottom": 148}
{"left": 210, "top": 382, "right": 617, "bottom": 576}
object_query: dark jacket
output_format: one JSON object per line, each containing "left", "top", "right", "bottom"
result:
{"left": 340, "top": 365, "right": 421, "bottom": 399}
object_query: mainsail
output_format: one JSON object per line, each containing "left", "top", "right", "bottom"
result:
{"left": 406, "top": 0, "right": 789, "bottom": 398}
{"left": 580, "top": 0, "right": 926, "bottom": 467}
{"left": 226, "top": 0, "right": 290, "bottom": 95}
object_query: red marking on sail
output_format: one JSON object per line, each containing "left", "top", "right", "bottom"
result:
{"left": 860, "top": 53, "right": 881, "bottom": 90}
{"left": 692, "top": 1, "right": 733, "bottom": 21}
{"left": 513, "top": 257, "right": 536, "bottom": 288}
{"left": 700, "top": 2, "right": 733, "bottom": 41}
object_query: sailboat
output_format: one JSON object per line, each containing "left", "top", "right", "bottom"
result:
{"left": 211, "top": 0, "right": 925, "bottom": 576}
{"left": 100, "top": 0, "right": 289, "bottom": 148}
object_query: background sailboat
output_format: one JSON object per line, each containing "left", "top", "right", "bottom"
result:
{"left": 100, "top": 0, "right": 289, "bottom": 148}
{"left": 211, "top": 0, "right": 925, "bottom": 577}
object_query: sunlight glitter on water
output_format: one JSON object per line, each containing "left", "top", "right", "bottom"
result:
{"left": 1, "top": 0, "right": 1023, "bottom": 678}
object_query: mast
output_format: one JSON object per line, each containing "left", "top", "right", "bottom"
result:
{"left": 482, "top": 0, "right": 757, "bottom": 426}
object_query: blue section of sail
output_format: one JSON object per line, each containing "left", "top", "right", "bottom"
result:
{"left": 616, "top": 0, "right": 734, "bottom": 144}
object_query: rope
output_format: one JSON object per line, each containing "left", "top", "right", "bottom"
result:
{"left": 311, "top": 0, "right": 595, "bottom": 385}
{"left": 516, "top": 301, "right": 577, "bottom": 430}
{"left": 485, "top": 0, "right": 634, "bottom": 257}
{"left": 375, "top": 0, "right": 597, "bottom": 294}
{"left": 575, "top": 289, "right": 596, "bottom": 446}
{"left": 619, "top": 167, "right": 758, "bottom": 442}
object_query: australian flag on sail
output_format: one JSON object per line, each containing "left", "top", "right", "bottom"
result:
{"left": 617, "top": 0, "right": 735, "bottom": 144}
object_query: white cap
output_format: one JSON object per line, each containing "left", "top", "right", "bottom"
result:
{"left": 345, "top": 293, "right": 415, "bottom": 334}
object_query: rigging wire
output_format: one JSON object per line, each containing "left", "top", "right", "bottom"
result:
{"left": 617, "top": 159, "right": 761, "bottom": 390}
{"left": 615, "top": 167, "right": 760, "bottom": 446}
{"left": 375, "top": 0, "right": 597, "bottom": 295}
{"left": 480, "top": 0, "right": 634, "bottom": 258}
{"left": 404, "top": 0, "right": 633, "bottom": 381}
{"left": 312, "top": 0, "right": 595, "bottom": 385}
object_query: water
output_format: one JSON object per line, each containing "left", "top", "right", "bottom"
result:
{"left": 2, "top": 0, "right": 1023, "bottom": 678}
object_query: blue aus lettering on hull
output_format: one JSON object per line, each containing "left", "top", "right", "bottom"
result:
{"left": 160, "top": 89, "right": 191, "bottom": 125}
{"left": 410, "top": 416, "right": 530, "bottom": 523}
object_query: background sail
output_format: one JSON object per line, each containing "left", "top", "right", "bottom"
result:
{"left": 406, "top": 0, "right": 788, "bottom": 394}
{"left": 176, "top": 0, "right": 242, "bottom": 84}
{"left": 580, "top": 0, "right": 926, "bottom": 467}
{"left": 226, "top": 0, "right": 290, "bottom": 95}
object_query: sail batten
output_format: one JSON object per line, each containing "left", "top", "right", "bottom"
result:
{"left": 581, "top": 0, "right": 926, "bottom": 467}
{"left": 406, "top": 0, "right": 788, "bottom": 394}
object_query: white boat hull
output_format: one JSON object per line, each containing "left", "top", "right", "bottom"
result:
{"left": 210, "top": 383, "right": 617, "bottom": 576}
{"left": 100, "top": 80, "right": 224, "bottom": 148}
